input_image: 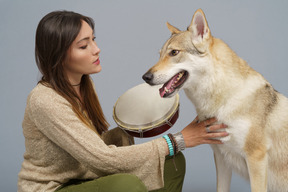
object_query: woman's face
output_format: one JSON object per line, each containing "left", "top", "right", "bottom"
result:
{"left": 64, "top": 20, "right": 101, "bottom": 84}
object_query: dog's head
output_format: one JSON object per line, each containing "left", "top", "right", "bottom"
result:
{"left": 143, "top": 9, "right": 213, "bottom": 98}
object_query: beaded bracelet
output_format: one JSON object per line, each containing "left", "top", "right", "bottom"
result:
{"left": 163, "top": 135, "right": 174, "bottom": 156}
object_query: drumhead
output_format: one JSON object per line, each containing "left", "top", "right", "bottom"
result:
{"left": 113, "top": 83, "right": 179, "bottom": 130}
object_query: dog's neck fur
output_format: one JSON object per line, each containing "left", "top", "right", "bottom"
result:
{"left": 184, "top": 38, "right": 265, "bottom": 121}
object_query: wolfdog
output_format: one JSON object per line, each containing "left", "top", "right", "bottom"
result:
{"left": 142, "top": 9, "right": 288, "bottom": 192}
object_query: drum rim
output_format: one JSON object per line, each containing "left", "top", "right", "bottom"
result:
{"left": 113, "top": 94, "right": 179, "bottom": 131}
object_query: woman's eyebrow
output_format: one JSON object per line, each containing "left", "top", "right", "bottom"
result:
{"left": 76, "top": 33, "right": 95, "bottom": 44}
{"left": 76, "top": 37, "right": 90, "bottom": 44}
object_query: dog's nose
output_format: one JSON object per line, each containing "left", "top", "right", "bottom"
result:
{"left": 142, "top": 72, "right": 154, "bottom": 84}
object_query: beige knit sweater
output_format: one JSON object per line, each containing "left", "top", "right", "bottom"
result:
{"left": 18, "top": 83, "right": 167, "bottom": 192}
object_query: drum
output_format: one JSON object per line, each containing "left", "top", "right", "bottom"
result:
{"left": 113, "top": 83, "right": 179, "bottom": 138}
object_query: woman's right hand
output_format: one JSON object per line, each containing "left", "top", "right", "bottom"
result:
{"left": 181, "top": 116, "right": 229, "bottom": 148}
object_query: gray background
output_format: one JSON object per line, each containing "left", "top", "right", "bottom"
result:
{"left": 1, "top": 0, "right": 287, "bottom": 191}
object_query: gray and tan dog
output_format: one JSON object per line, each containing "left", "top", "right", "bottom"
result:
{"left": 143, "top": 8, "right": 288, "bottom": 192}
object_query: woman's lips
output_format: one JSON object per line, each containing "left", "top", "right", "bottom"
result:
{"left": 93, "top": 58, "right": 100, "bottom": 65}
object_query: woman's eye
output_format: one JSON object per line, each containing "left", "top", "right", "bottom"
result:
{"left": 80, "top": 45, "right": 87, "bottom": 49}
{"left": 169, "top": 50, "right": 179, "bottom": 56}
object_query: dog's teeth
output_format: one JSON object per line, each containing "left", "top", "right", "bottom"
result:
{"left": 165, "top": 87, "right": 169, "bottom": 93}
{"left": 176, "top": 73, "right": 182, "bottom": 81}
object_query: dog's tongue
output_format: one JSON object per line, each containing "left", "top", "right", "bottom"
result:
{"left": 159, "top": 74, "right": 179, "bottom": 97}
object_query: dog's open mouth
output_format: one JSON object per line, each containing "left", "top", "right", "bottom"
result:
{"left": 159, "top": 71, "right": 188, "bottom": 98}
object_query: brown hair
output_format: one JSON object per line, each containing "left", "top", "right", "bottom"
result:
{"left": 35, "top": 10, "right": 109, "bottom": 134}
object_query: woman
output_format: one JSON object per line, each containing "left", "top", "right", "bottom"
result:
{"left": 18, "top": 10, "right": 228, "bottom": 192}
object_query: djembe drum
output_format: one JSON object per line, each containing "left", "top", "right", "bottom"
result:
{"left": 113, "top": 83, "right": 179, "bottom": 138}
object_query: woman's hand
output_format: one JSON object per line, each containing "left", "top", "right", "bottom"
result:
{"left": 181, "top": 116, "right": 228, "bottom": 148}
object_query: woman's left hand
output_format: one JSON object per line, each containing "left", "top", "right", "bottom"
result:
{"left": 181, "top": 116, "right": 228, "bottom": 148}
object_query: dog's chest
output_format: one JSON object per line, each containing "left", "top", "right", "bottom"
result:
{"left": 220, "top": 119, "right": 251, "bottom": 149}
{"left": 215, "top": 118, "right": 250, "bottom": 158}
{"left": 211, "top": 121, "right": 252, "bottom": 178}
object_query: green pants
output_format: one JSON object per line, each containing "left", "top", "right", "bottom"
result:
{"left": 56, "top": 152, "right": 186, "bottom": 192}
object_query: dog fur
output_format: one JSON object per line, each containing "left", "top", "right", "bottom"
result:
{"left": 142, "top": 9, "right": 288, "bottom": 192}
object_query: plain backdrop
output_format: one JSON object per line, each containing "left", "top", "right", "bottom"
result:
{"left": 0, "top": 0, "right": 287, "bottom": 191}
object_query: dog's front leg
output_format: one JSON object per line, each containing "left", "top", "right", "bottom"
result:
{"left": 246, "top": 152, "right": 268, "bottom": 192}
{"left": 213, "top": 149, "right": 232, "bottom": 192}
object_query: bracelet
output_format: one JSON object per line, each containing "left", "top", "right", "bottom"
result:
{"left": 168, "top": 133, "right": 177, "bottom": 154}
{"left": 163, "top": 135, "right": 174, "bottom": 156}
{"left": 172, "top": 132, "right": 186, "bottom": 152}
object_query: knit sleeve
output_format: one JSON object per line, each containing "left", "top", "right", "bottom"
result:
{"left": 28, "top": 85, "right": 166, "bottom": 190}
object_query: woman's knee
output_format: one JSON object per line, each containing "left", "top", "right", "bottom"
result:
{"left": 103, "top": 173, "right": 148, "bottom": 192}
{"left": 166, "top": 152, "right": 186, "bottom": 173}
{"left": 175, "top": 151, "right": 186, "bottom": 173}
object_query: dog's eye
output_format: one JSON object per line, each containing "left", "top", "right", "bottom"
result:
{"left": 169, "top": 50, "right": 179, "bottom": 56}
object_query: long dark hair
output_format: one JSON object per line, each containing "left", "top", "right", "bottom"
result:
{"left": 35, "top": 10, "right": 109, "bottom": 134}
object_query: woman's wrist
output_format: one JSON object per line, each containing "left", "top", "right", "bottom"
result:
{"left": 172, "top": 132, "right": 186, "bottom": 152}
{"left": 163, "top": 132, "right": 186, "bottom": 156}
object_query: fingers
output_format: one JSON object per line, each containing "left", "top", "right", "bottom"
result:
{"left": 200, "top": 117, "right": 217, "bottom": 127}
{"left": 206, "top": 131, "right": 229, "bottom": 138}
{"left": 183, "top": 116, "right": 229, "bottom": 147}
{"left": 205, "top": 123, "right": 229, "bottom": 137}
{"left": 193, "top": 117, "right": 228, "bottom": 135}
{"left": 208, "top": 123, "right": 228, "bottom": 132}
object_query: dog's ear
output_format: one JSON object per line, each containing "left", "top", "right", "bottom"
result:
{"left": 188, "top": 9, "right": 212, "bottom": 53}
{"left": 166, "top": 22, "right": 181, "bottom": 34}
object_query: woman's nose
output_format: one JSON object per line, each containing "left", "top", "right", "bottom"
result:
{"left": 92, "top": 41, "right": 100, "bottom": 55}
